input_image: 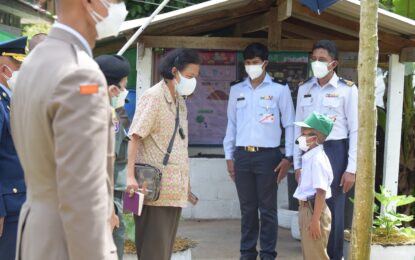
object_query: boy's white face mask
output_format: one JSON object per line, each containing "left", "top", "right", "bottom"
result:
{"left": 296, "top": 135, "right": 317, "bottom": 152}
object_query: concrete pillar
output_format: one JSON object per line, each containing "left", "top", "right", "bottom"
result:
{"left": 382, "top": 54, "right": 405, "bottom": 196}
{"left": 136, "top": 42, "right": 153, "bottom": 98}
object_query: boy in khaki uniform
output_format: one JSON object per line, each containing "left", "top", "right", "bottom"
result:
{"left": 293, "top": 112, "right": 334, "bottom": 260}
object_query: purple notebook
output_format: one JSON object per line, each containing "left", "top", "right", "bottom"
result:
{"left": 123, "top": 191, "right": 144, "bottom": 216}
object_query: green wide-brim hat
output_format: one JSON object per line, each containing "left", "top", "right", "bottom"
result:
{"left": 295, "top": 112, "right": 334, "bottom": 136}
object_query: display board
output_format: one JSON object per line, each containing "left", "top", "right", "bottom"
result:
{"left": 151, "top": 50, "right": 309, "bottom": 146}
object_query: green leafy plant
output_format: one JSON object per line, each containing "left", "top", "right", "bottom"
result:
{"left": 373, "top": 186, "right": 415, "bottom": 241}
{"left": 123, "top": 213, "right": 135, "bottom": 241}
{"left": 346, "top": 186, "right": 415, "bottom": 245}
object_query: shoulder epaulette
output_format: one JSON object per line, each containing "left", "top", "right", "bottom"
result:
{"left": 272, "top": 78, "right": 287, "bottom": 85}
{"left": 230, "top": 79, "right": 243, "bottom": 86}
{"left": 298, "top": 77, "right": 313, "bottom": 86}
{"left": 339, "top": 77, "right": 355, "bottom": 87}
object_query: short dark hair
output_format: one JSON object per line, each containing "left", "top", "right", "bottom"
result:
{"left": 312, "top": 40, "right": 338, "bottom": 60}
{"left": 243, "top": 43, "right": 268, "bottom": 61}
{"left": 159, "top": 48, "right": 201, "bottom": 80}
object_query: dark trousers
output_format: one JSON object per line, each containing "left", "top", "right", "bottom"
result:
{"left": 0, "top": 220, "right": 18, "bottom": 260}
{"left": 113, "top": 191, "right": 125, "bottom": 260}
{"left": 134, "top": 205, "right": 182, "bottom": 260}
{"left": 234, "top": 148, "right": 282, "bottom": 260}
{"left": 324, "top": 139, "right": 349, "bottom": 260}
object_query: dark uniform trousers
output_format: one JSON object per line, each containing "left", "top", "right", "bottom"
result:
{"left": 323, "top": 139, "right": 349, "bottom": 260}
{"left": 0, "top": 90, "right": 26, "bottom": 260}
{"left": 234, "top": 148, "right": 282, "bottom": 260}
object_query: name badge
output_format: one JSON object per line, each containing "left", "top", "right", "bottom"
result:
{"left": 259, "top": 113, "right": 275, "bottom": 124}
{"left": 301, "top": 96, "right": 313, "bottom": 106}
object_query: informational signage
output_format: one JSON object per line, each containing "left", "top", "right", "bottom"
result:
{"left": 153, "top": 50, "right": 309, "bottom": 146}
{"left": 187, "top": 51, "right": 237, "bottom": 145}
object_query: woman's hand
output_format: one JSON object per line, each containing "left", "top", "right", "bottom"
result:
{"left": 126, "top": 174, "right": 139, "bottom": 198}
{"left": 126, "top": 134, "right": 140, "bottom": 197}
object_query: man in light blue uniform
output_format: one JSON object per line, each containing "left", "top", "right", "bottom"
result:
{"left": 0, "top": 36, "right": 27, "bottom": 260}
{"left": 224, "top": 43, "right": 295, "bottom": 260}
{"left": 294, "top": 40, "right": 358, "bottom": 260}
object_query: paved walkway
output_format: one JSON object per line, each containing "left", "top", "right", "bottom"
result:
{"left": 177, "top": 220, "right": 302, "bottom": 260}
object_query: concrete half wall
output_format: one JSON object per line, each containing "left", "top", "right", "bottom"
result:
{"left": 182, "top": 158, "right": 290, "bottom": 219}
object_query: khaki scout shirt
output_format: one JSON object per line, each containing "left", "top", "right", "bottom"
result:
{"left": 129, "top": 81, "right": 189, "bottom": 207}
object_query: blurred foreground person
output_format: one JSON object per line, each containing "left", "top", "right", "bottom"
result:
{"left": 96, "top": 54, "right": 131, "bottom": 260}
{"left": 0, "top": 36, "right": 27, "bottom": 260}
{"left": 10, "top": 0, "right": 128, "bottom": 259}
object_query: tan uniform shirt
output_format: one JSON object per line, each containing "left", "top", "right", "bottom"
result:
{"left": 10, "top": 25, "right": 116, "bottom": 260}
{"left": 129, "top": 81, "right": 189, "bottom": 207}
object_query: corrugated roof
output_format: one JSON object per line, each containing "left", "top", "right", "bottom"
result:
{"left": 326, "top": 0, "right": 415, "bottom": 36}
{"left": 120, "top": 0, "right": 247, "bottom": 32}
{"left": 120, "top": 0, "right": 415, "bottom": 37}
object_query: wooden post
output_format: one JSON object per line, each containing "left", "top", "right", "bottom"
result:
{"left": 136, "top": 42, "right": 153, "bottom": 98}
{"left": 268, "top": 7, "right": 281, "bottom": 50}
{"left": 349, "top": 0, "right": 378, "bottom": 259}
{"left": 382, "top": 54, "right": 405, "bottom": 196}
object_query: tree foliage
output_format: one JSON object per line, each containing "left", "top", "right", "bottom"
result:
{"left": 126, "top": 0, "right": 208, "bottom": 20}
{"left": 379, "top": 0, "right": 415, "bottom": 19}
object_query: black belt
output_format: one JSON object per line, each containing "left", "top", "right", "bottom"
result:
{"left": 324, "top": 138, "right": 348, "bottom": 147}
{"left": 236, "top": 146, "right": 276, "bottom": 152}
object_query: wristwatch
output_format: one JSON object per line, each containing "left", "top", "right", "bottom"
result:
{"left": 283, "top": 156, "right": 293, "bottom": 163}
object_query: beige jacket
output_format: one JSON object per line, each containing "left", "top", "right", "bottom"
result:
{"left": 10, "top": 26, "right": 116, "bottom": 260}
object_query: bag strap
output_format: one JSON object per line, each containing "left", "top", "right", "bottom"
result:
{"left": 162, "top": 100, "right": 180, "bottom": 166}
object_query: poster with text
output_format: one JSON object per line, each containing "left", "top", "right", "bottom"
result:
{"left": 187, "top": 51, "right": 237, "bottom": 145}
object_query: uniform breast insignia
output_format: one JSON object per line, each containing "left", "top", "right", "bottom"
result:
{"left": 260, "top": 96, "right": 273, "bottom": 100}
{"left": 298, "top": 77, "right": 313, "bottom": 86}
{"left": 339, "top": 78, "right": 355, "bottom": 87}
{"left": 112, "top": 108, "right": 119, "bottom": 133}
{"left": 272, "top": 78, "right": 287, "bottom": 85}
{"left": 114, "top": 121, "right": 120, "bottom": 133}
{"left": 326, "top": 93, "right": 339, "bottom": 98}
{"left": 79, "top": 84, "right": 99, "bottom": 95}
{"left": 230, "top": 79, "right": 243, "bottom": 86}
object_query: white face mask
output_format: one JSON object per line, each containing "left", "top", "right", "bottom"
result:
{"left": 2, "top": 65, "right": 18, "bottom": 91}
{"left": 175, "top": 71, "right": 197, "bottom": 96}
{"left": 311, "top": 61, "right": 333, "bottom": 79}
{"left": 89, "top": 0, "right": 128, "bottom": 40}
{"left": 245, "top": 62, "right": 264, "bottom": 80}
{"left": 111, "top": 89, "right": 129, "bottom": 109}
{"left": 297, "top": 135, "right": 316, "bottom": 152}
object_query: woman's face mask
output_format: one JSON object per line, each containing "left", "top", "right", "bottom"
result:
{"left": 89, "top": 0, "right": 128, "bottom": 40}
{"left": 175, "top": 71, "right": 197, "bottom": 96}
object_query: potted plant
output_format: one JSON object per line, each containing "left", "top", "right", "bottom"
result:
{"left": 123, "top": 214, "right": 197, "bottom": 260}
{"left": 344, "top": 186, "right": 415, "bottom": 260}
